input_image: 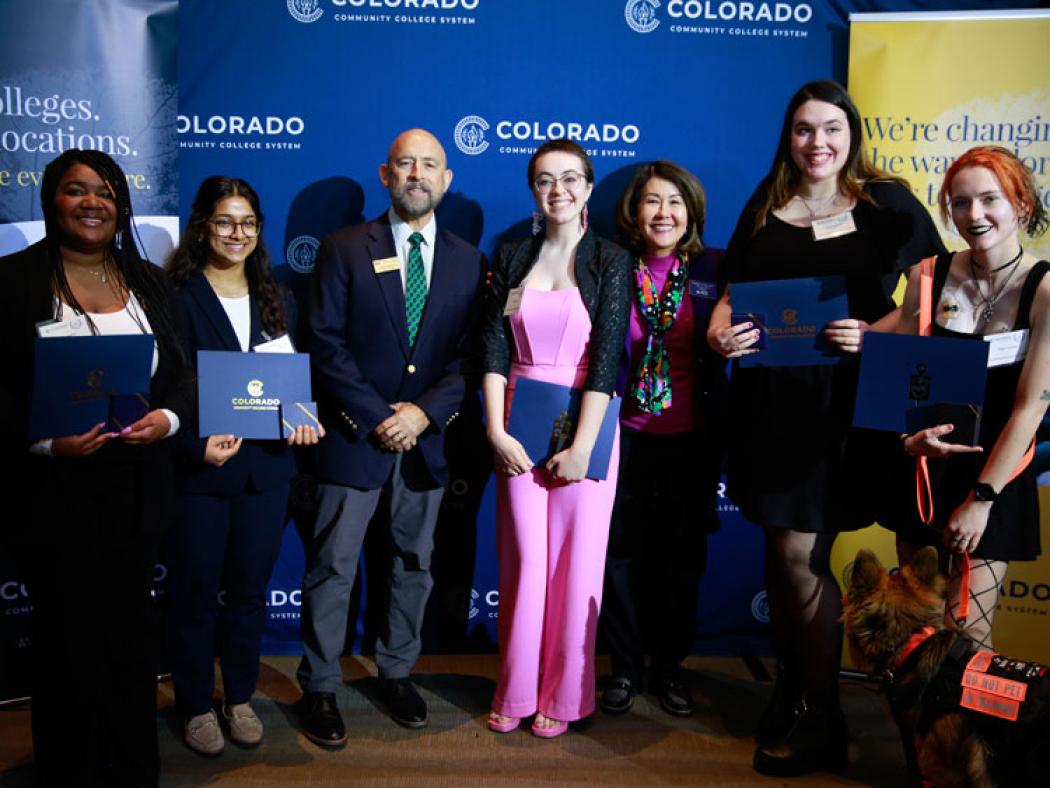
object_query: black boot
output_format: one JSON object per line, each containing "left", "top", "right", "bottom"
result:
{"left": 754, "top": 659, "right": 800, "bottom": 747}
{"left": 753, "top": 698, "right": 847, "bottom": 777}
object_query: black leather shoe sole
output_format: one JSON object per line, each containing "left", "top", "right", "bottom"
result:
{"left": 753, "top": 744, "right": 847, "bottom": 777}
{"left": 390, "top": 710, "right": 428, "bottom": 729}
{"left": 303, "top": 727, "right": 348, "bottom": 748}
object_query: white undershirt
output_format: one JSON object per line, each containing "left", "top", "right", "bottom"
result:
{"left": 216, "top": 293, "right": 251, "bottom": 352}
{"left": 57, "top": 292, "right": 160, "bottom": 374}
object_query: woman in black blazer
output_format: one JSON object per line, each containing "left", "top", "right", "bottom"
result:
{"left": 165, "top": 176, "right": 321, "bottom": 756}
{"left": 0, "top": 149, "right": 193, "bottom": 788}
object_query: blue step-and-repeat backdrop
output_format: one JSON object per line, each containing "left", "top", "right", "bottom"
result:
{"left": 175, "top": 0, "right": 843, "bottom": 658}
{"left": 1, "top": 0, "right": 1031, "bottom": 701}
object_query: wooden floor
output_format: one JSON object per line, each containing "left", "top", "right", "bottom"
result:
{"left": 0, "top": 654, "right": 906, "bottom": 786}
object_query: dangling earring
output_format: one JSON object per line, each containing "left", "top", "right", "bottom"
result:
{"left": 581, "top": 204, "right": 589, "bottom": 232}
{"left": 531, "top": 211, "right": 543, "bottom": 236}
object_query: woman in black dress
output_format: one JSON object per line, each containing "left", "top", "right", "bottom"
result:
{"left": 707, "top": 81, "right": 944, "bottom": 776}
{"left": 0, "top": 149, "right": 193, "bottom": 787}
{"left": 895, "top": 145, "right": 1049, "bottom": 649}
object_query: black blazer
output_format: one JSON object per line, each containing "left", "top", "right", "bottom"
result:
{"left": 308, "top": 214, "right": 485, "bottom": 490}
{"left": 0, "top": 239, "right": 194, "bottom": 546}
{"left": 172, "top": 270, "right": 298, "bottom": 496}
{"left": 481, "top": 229, "right": 631, "bottom": 394}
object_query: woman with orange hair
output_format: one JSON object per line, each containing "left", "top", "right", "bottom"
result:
{"left": 894, "top": 145, "right": 1050, "bottom": 649}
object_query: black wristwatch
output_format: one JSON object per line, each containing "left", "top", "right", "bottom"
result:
{"left": 972, "top": 482, "right": 1000, "bottom": 502}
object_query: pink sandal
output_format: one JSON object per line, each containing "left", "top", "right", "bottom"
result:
{"left": 487, "top": 712, "right": 520, "bottom": 733}
{"left": 531, "top": 715, "right": 568, "bottom": 738}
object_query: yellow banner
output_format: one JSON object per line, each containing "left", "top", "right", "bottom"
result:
{"left": 840, "top": 11, "right": 1050, "bottom": 665}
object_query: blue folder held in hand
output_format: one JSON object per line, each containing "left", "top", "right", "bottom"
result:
{"left": 198, "top": 350, "right": 312, "bottom": 439}
{"left": 29, "top": 334, "right": 154, "bottom": 440}
{"left": 853, "top": 332, "right": 989, "bottom": 434}
{"left": 505, "top": 377, "right": 621, "bottom": 481}
{"left": 730, "top": 275, "right": 849, "bottom": 367}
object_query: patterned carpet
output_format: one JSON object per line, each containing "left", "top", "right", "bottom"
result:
{"left": 0, "top": 654, "right": 905, "bottom": 786}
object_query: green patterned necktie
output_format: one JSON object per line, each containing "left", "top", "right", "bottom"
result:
{"left": 405, "top": 231, "right": 427, "bottom": 346}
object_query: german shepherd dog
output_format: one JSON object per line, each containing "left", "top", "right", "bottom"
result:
{"left": 842, "top": 547, "right": 1050, "bottom": 787}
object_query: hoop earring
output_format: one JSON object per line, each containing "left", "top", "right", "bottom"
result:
{"left": 531, "top": 211, "right": 543, "bottom": 236}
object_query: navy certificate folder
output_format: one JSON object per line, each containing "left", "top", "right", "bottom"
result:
{"left": 731, "top": 275, "right": 849, "bottom": 367}
{"left": 198, "top": 350, "right": 312, "bottom": 439}
{"left": 29, "top": 334, "right": 153, "bottom": 440}
{"left": 853, "top": 332, "right": 989, "bottom": 434}
{"left": 505, "top": 377, "right": 621, "bottom": 481}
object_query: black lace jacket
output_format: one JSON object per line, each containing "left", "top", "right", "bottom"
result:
{"left": 480, "top": 229, "right": 631, "bottom": 394}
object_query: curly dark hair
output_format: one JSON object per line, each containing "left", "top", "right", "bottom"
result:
{"left": 615, "top": 160, "right": 706, "bottom": 258}
{"left": 166, "top": 176, "right": 287, "bottom": 335}
{"left": 40, "top": 148, "right": 184, "bottom": 361}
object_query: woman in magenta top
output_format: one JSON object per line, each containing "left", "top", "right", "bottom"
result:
{"left": 599, "top": 161, "right": 722, "bottom": 718}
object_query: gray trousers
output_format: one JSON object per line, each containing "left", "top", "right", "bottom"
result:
{"left": 298, "top": 455, "right": 444, "bottom": 692}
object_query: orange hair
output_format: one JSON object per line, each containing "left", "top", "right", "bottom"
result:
{"left": 940, "top": 145, "right": 1048, "bottom": 236}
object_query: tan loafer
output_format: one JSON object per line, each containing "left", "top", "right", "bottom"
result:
{"left": 185, "top": 709, "right": 225, "bottom": 756}
{"left": 223, "top": 702, "right": 264, "bottom": 746}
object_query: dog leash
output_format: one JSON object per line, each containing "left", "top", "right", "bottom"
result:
{"left": 912, "top": 255, "right": 1034, "bottom": 621}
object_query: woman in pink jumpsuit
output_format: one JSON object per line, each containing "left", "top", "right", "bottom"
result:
{"left": 480, "top": 139, "right": 631, "bottom": 737}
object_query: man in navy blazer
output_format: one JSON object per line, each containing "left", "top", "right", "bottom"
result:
{"left": 298, "top": 129, "right": 484, "bottom": 745}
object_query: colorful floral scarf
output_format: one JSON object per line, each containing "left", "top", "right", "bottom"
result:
{"left": 630, "top": 256, "right": 687, "bottom": 414}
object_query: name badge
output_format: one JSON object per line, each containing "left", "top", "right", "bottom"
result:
{"left": 503, "top": 286, "right": 525, "bottom": 316}
{"left": 810, "top": 210, "right": 857, "bottom": 241}
{"left": 688, "top": 280, "right": 716, "bottom": 300}
{"left": 253, "top": 333, "right": 296, "bottom": 354}
{"left": 373, "top": 256, "right": 401, "bottom": 274}
{"left": 36, "top": 317, "right": 84, "bottom": 337}
{"left": 984, "top": 329, "right": 1028, "bottom": 368}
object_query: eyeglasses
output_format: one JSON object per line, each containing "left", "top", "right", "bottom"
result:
{"left": 208, "top": 218, "right": 260, "bottom": 238}
{"left": 533, "top": 171, "right": 586, "bottom": 194}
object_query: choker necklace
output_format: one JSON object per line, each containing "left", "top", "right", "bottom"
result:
{"left": 971, "top": 245, "right": 1024, "bottom": 274}
{"left": 968, "top": 247, "right": 1023, "bottom": 324}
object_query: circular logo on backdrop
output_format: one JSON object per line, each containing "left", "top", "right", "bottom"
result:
{"left": 247, "top": 379, "right": 265, "bottom": 397}
{"left": 454, "top": 115, "right": 490, "bottom": 155}
{"left": 625, "top": 0, "right": 661, "bottom": 33}
{"left": 287, "top": 0, "right": 323, "bottom": 24}
{"left": 751, "top": 590, "right": 771, "bottom": 623}
{"left": 286, "top": 235, "right": 320, "bottom": 274}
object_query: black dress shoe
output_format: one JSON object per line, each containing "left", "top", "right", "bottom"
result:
{"left": 382, "top": 678, "right": 428, "bottom": 728}
{"left": 657, "top": 678, "right": 695, "bottom": 717}
{"left": 753, "top": 701, "right": 847, "bottom": 777}
{"left": 600, "top": 677, "right": 635, "bottom": 714}
{"left": 300, "top": 692, "right": 347, "bottom": 748}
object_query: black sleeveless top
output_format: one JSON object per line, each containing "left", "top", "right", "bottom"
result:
{"left": 893, "top": 253, "right": 1048, "bottom": 561}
